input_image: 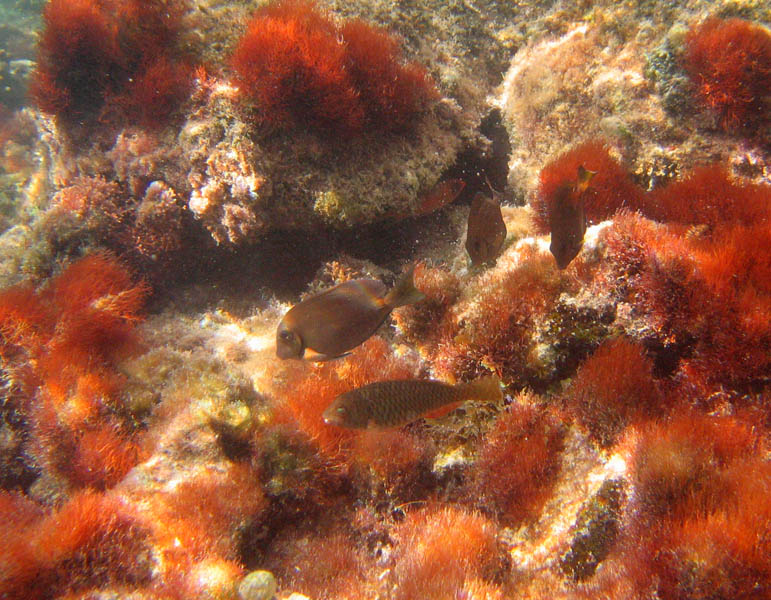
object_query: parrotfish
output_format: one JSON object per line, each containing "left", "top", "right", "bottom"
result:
{"left": 276, "top": 265, "right": 424, "bottom": 361}
{"left": 466, "top": 191, "right": 507, "bottom": 266}
{"left": 549, "top": 165, "right": 596, "bottom": 269}
{"left": 322, "top": 375, "right": 503, "bottom": 429}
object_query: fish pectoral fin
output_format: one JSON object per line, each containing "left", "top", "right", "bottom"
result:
{"left": 305, "top": 350, "right": 352, "bottom": 362}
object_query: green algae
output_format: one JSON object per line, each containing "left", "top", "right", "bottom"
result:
{"left": 644, "top": 27, "right": 692, "bottom": 116}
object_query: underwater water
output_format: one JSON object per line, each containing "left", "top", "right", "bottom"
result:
{"left": 0, "top": 0, "right": 769, "bottom": 599}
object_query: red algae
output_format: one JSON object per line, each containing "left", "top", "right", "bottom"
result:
{"left": 684, "top": 17, "right": 771, "bottom": 131}
{"left": 68, "top": 427, "right": 145, "bottom": 489}
{"left": 263, "top": 528, "right": 369, "bottom": 599}
{"left": 30, "top": 0, "right": 193, "bottom": 128}
{"left": 603, "top": 207, "right": 771, "bottom": 390}
{"left": 351, "top": 428, "right": 435, "bottom": 499}
{"left": 532, "top": 141, "right": 645, "bottom": 234}
{"left": 469, "top": 395, "right": 566, "bottom": 524}
{"left": 390, "top": 505, "right": 504, "bottom": 600}
{"left": 642, "top": 163, "right": 771, "bottom": 229}
{"left": 231, "top": 0, "right": 435, "bottom": 137}
{"left": 602, "top": 414, "right": 771, "bottom": 600}
{"left": 0, "top": 253, "right": 149, "bottom": 490}
{"left": 629, "top": 414, "right": 759, "bottom": 522}
{"left": 564, "top": 337, "right": 663, "bottom": 447}
{"left": 0, "top": 490, "right": 152, "bottom": 600}
{"left": 436, "top": 247, "right": 565, "bottom": 385}
{"left": 29, "top": 0, "right": 123, "bottom": 121}
{"left": 150, "top": 463, "right": 266, "bottom": 568}
{"left": 340, "top": 18, "right": 437, "bottom": 132}
{"left": 118, "top": 57, "right": 194, "bottom": 128}
{"left": 392, "top": 262, "right": 461, "bottom": 348}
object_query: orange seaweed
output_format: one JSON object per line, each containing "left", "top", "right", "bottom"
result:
{"left": 684, "top": 17, "right": 771, "bottom": 131}
{"left": 390, "top": 505, "right": 504, "bottom": 600}
{"left": 0, "top": 490, "right": 151, "bottom": 600}
{"left": 231, "top": 0, "right": 435, "bottom": 137}
{"left": 564, "top": 337, "right": 663, "bottom": 447}
{"left": 469, "top": 395, "right": 565, "bottom": 524}
{"left": 0, "top": 253, "right": 149, "bottom": 490}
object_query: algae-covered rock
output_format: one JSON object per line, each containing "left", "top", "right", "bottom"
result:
{"left": 559, "top": 478, "right": 626, "bottom": 581}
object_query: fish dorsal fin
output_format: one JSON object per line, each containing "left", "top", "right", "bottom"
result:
{"left": 576, "top": 165, "right": 597, "bottom": 194}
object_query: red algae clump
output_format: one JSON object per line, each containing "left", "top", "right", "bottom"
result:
{"left": 29, "top": 0, "right": 123, "bottom": 122}
{"left": 596, "top": 414, "right": 771, "bottom": 600}
{"left": 0, "top": 490, "right": 152, "bottom": 600}
{"left": 469, "top": 396, "right": 566, "bottom": 524}
{"left": 30, "top": 0, "right": 193, "bottom": 128}
{"left": 390, "top": 506, "right": 505, "bottom": 600}
{"left": 231, "top": 0, "right": 436, "bottom": 137}
{"left": 0, "top": 253, "right": 149, "bottom": 490}
{"left": 603, "top": 200, "right": 771, "bottom": 391}
{"left": 643, "top": 163, "right": 771, "bottom": 229}
{"left": 564, "top": 337, "right": 663, "bottom": 448}
{"left": 684, "top": 17, "right": 771, "bottom": 131}
{"left": 435, "top": 247, "right": 566, "bottom": 386}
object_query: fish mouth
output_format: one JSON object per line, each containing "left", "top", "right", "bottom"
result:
{"left": 322, "top": 404, "right": 343, "bottom": 426}
{"left": 275, "top": 345, "right": 294, "bottom": 359}
{"left": 275, "top": 342, "right": 302, "bottom": 359}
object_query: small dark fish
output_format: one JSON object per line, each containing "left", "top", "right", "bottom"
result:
{"left": 323, "top": 375, "right": 503, "bottom": 429}
{"left": 549, "top": 165, "right": 596, "bottom": 269}
{"left": 276, "top": 266, "right": 424, "bottom": 361}
{"left": 466, "top": 191, "right": 506, "bottom": 266}
{"left": 418, "top": 178, "right": 466, "bottom": 215}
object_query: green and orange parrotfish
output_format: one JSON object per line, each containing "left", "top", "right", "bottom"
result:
{"left": 322, "top": 375, "right": 503, "bottom": 429}
{"left": 276, "top": 265, "right": 424, "bottom": 361}
{"left": 549, "top": 165, "right": 596, "bottom": 269}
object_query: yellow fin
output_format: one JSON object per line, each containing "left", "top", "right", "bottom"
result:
{"left": 576, "top": 165, "right": 597, "bottom": 194}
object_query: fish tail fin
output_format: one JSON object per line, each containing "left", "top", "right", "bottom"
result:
{"left": 460, "top": 375, "right": 503, "bottom": 403}
{"left": 384, "top": 263, "right": 425, "bottom": 308}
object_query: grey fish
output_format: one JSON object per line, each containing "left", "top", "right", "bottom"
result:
{"left": 466, "top": 191, "right": 506, "bottom": 266}
{"left": 549, "top": 165, "right": 595, "bottom": 269}
{"left": 323, "top": 376, "right": 502, "bottom": 429}
{"left": 276, "top": 265, "right": 424, "bottom": 361}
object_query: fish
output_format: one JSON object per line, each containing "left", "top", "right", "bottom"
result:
{"left": 417, "top": 178, "right": 466, "bottom": 215}
{"left": 322, "top": 375, "right": 503, "bottom": 429}
{"left": 276, "top": 265, "right": 425, "bottom": 361}
{"left": 466, "top": 190, "right": 507, "bottom": 266}
{"left": 549, "top": 165, "right": 596, "bottom": 269}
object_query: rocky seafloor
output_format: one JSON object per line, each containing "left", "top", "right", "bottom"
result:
{"left": 0, "top": 0, "right": 769, "bottom": 599}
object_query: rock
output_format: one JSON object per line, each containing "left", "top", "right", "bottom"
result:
{"left": 238, "top": 570, "right": 278, "bottom": 600}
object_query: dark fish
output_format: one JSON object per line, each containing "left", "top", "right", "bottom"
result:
{"left": 323, "top": 376, "right": 502, "bottom": 429}
{"left": 549, "top": 165, "right": 596, "bottom": 269}
{"left": 276, "top": 266, "right": 424, "bottom": 361}
{"left": 466, "top": 191, "right": 506, "bottom": 266}
{"left": 418, "top": 178, "right": 466, "bottom": 215}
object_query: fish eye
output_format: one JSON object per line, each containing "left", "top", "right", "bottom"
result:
{"left": 279, "top": 330, "right": 294, "bottom": 341}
